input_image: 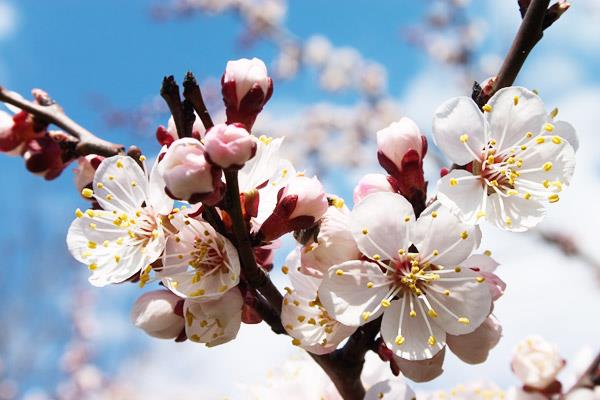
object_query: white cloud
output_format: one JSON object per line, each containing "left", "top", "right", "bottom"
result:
{"left": 0, "top": 2, "right": 17, "bottom": 40}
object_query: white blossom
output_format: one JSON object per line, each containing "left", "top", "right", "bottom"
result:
{"left": 67, "top": 155, "right": 173, "bottom": 286}
{"left": 319, "top": 193, "right": 491, "bottom": 361}
{"left": 433, "top": 87, "right": 577, "bottom": 231}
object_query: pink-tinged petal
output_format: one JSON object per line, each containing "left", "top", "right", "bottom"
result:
{"left": 394, "top": 347, "right": 445, "bottom": 383}
{"left": 238, "top": 137, "right": 284, "bottom": 192}
{"left": 380, "top": 295, "right": 446, "bottom": 361}
{"left": 255, "top": 158, "right": 296, "bottom": 226}
{"left": 284, "top": 247, "right": 321, "bottom": 298}
{"left": 184, "top": 287, "right": 243, "bottom": 347}
{"left": 353, "top": 173, "right": 395, "bottom": 205}
{"left": 432, "top": 96, "right": 486, "bottom": 165}
{"left": 93, "top": 156, "right": 149, "bottom": 213}
{"left": 426, "top": 267, "right": 492, "bottom": 336}
{"left": 486, "top": 87, "right": 547, "bottom": 152}
{"left": 447, "top": 315, "right": 502, "bottom": 364}
{"left": 437, "top": 169, "right": 486, "bottom": 225}
{"left": 161, "top": 217, "right": 240, "bottom": 300}
{"left": 412, "top": 202, "right": 481, "bottom": 267}
{"left": 487, "top": 193, "right": 546, "bottom": 232}
{"left": 318, "top": 260, "right": 391, "bottom": 327}
{"left": 461, "top": 254, "right": 505, "bottom": 300}
{"left": 552, "top": 120, "right": 578, "bottom": 152}
{"left": 282, "top": 291, "right": 356, "bottom": 355}
{"left": 350, "top": 192, "right": 414, "bottom": 261}
{"left": 365, "top": 380, "right": 416, "bottom": 400}
{"left": 147, "top": 146, "right": 174, "bottom": 215}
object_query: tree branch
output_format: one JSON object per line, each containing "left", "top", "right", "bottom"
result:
{"left": 474, "top": 0, "right": 558, "bottom": 107}
{"left": 0, "top": 87, "right": 124, "bottom": 157}
{"left": 183, "top": 72, "right": 214, "bottom": 130}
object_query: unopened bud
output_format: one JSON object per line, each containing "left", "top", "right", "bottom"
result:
{"left": 131, "top": 290, "right": 184, "bottom": 339}
{"left": 204, "top": 123, "right": 257, "bottom": 169}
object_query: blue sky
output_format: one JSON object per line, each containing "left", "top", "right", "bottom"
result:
{"left": 1, "top": 0, "right": 600, "bottom": 398}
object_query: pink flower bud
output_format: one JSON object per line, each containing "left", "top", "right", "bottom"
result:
{"left": 376, "top": 118, "right": 428, "bottom": 211}
{"left": 353, "top": 173, "right": 396, "bottom": 204}
{"left": 160, "top": 138, "right": 224, "bottom": 205}
{"left": 22, "top": 135, "right": 68, "bottom": 180}
{"left": 259, "top": 176, "right": 329, "bottom": 241}
{"left": 156, "top": 114, "right": 205, "bottom": 147}
{"left": 74, "top": 154, "right": 104, "bottom": 195}
{"left": 376, "top": 118, "right": 425, "bottom": 176}
{"left": 130, "top": 290, "right": 184, "bottom": 339}
{"left": 204, "top": 123, "right": 257, "bottom": 169}
{"left": 222, "top": 58, "right": 273, "bottom": 130}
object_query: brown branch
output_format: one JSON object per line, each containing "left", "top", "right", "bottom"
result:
{"left": 160, "top": 76, "right": 191, "bottom": 138}
{"left": 474, "top": 0, "right": 562, "bottom": 107}
{"left": 182, "top": 72, "right": 214, "bottom": 130}
{"left": 0, "top": 87, "right": 124, "bottom": 157}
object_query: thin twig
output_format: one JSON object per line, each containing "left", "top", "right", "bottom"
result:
{"left": 0, "top": 87, "right": 124, "bottom": 157}
{"left": 160, "top": 76, "right": 190, "bottom": 138}
{"left": 183, "top": 72, "right": 214, "bottom": 130}
{"left": 474, "top": 0, "right": 551, "bottom": 107}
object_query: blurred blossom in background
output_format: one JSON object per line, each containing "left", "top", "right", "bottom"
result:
{"left": 0, "top": 0, "right": 599, "bottom": 398}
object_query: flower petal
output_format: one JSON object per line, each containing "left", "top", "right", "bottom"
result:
{"left": 395, "top": 347, "right": 445, "bottom": 383}
{"left": 350, "top": 192, "right": 414, "bottom": 261}
{"left": 380, "top": 295, "right": 446, "bottom": 361}
{"left": 425, "top": 267, "right": 492, "bottom": 335}
{"left": 365, "top": 380, "right": 416, "bottom": 400}
{"left": 486, "top": 87, "right": 547, "bottom": 152}
{"left": 147, "top": 147, "right": 174, "bottom": 215}
{"left": 437, "top": 169, "right": 486, "bottom": 225}
{"left": 318, "top": 260, "right": 391, "bottom": 327}
{"left": 238, "top": 137, "right": 284, "bottom": 192}
{"left": 282, "top": 290, "right": 356, "bottom": 355}
{"left": 412, "top": 202, "right": 481, "bottom": 267}
{"left": 461, "top": 254, "right": 505, "bottom": 300}
{"left": 285, "top": 247, "right": 321, "bottom": 298}
{"left": 93, "top": 156, "right": 149, "bottom": 213}
{"left": 552, "top": 120, "right": 578, "bottom": 152}
{"left": 487, "top": 192, "right": 546, "bottom": 232}
{"left": 447, "top": 315, "right": 502, "bottom": 364}
{"left": 432, "top": 96, "right": 486, "bottom": 165}
{"left": 66, "top": 210, "right": 164, "bottom": 287}
{"left": 184, "top": 287, "right": 243, "bottom": 347}
{"left": 161, "top": 217, "right": 240, "bottom": 300}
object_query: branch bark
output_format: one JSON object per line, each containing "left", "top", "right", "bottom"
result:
{"left": 474, "top": 0, "right": 554, "bottom": 107}
{"left": 0, "top": 87, "right": 124, "bottom": 157}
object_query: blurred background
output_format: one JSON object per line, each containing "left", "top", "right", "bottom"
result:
{"left": 0, "top": 0, "right": 599, "bottom": 398}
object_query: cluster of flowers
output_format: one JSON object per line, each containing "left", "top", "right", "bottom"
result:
{"left": 58, "top": 56, "right": 577, "bottom": 386}
{"left": 0, "top": 89, "right": 78, "bottom": 180}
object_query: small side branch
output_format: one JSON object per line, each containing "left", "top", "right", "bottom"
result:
{"left": 0, "top": 87, "right": 124, "bottom": 157}
{"left": 183, "top": 72, "right": 214, "bottom": 130}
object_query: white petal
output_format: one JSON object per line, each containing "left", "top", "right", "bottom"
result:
{"left": 365, "top": 380, "right": 416, "bottom": 400}
{"left": 437, "top": 169, "right": 486, "bottom": 225}
{"left": 93, "top": 156, "right": 149, "bottom": 213}
{"left": 394, "top": 347, "right": 445, "bottom": 383}
{"left": 515, "top": 138, "right": 576, "bottom": 191}
{"left": 553, "top": 120, "right": 578, "bottom": 152}
{"left": 184, "top": 287, "right": 243, "bottom": 347}
{"left": 147, "top": 147, "right": 174, "bottom": 215}
{"left": 281, "top": 291, "right": 356, "bottom": 355}
{"left": 461, "top": 254, "right": 505, "bottom": 300}
{"left": 487, "top": 193, "right": 546, "bottom": 232}
{"left": 254, "top": 158, "right": 296, "bottom": 226}
{"left": 381, "top": 295, "right": 445, "bottom": 361}
{"left": 318, "top": 260, "right": 391, "bottom": 327}
{"left": 447, "top": 315, "right": 502, "bottom": 364}
{"left": 486, "top": 87, "right": 547, "bottom": 152}
{"left": 161, "top": 218, "right": 240, "bottom": 300}
{"left": 426, "top": 267, "right": 492, "bottom": 335}
{"left": 412, "top": 202, "right": 481, "bottom": 267}
{"left": 350, "top": 192, "right": 414, "bottom": 261}
{"left": 238, "top": 137, "right": 284, "bottom": 192}
{"left": 66, "top": 210, "right": 165, "bottom": 287}
{"left": 432, "top": 96, "right": 486, "bottom": 165}
{"left": 285, "top": 247, "right": 321, "bottom": 298}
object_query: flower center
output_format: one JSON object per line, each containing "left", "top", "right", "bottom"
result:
{"left": 391, "top": 254, "right": 440, "bottom": 297}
